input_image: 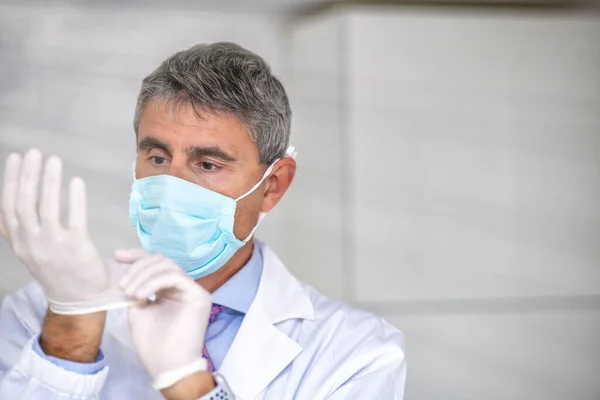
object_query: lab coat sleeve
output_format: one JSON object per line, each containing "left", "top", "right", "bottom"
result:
{"left": 0, "top": 284, "right": 109, "bottom": 399}
{"left": 328, "top": 347, "right": 407, "bottom": 400}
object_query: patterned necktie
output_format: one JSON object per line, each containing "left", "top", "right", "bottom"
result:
{"left": 203, "top": 304, "right": 226, "bottom": 372}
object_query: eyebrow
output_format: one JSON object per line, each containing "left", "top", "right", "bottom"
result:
{"left": 138, "top": 136, "right": 238, "bottom": 163}
{"left": 138, "top": 137, "right": 172, "bottom": 154}
{"left": 187, "top": 146, "right": 238, "bottom": 163}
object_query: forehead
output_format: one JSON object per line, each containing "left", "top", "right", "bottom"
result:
{"left": 137, "top": 99, "right": 258, "bottom": 156}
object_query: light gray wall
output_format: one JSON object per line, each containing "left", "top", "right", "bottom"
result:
{"left": 288, "top": 6, "right": 600, "bottom": 400}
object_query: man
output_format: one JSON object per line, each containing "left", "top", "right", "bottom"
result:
{"left": 0, "top": 42, "right": 406, "bottom": 399}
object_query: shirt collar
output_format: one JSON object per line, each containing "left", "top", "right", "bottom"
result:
{"left": 212, "top": 243, "right": 263, "bottom": 314}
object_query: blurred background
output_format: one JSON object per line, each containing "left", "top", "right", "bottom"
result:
{"left": 0, "top": 0, "right": 599, "bottom": 398}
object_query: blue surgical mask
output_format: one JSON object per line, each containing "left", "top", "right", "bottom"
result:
{"left": 128, "top": 146, "right": 296, "bottom": 279}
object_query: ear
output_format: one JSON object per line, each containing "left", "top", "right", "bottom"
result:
{"left": 260, "top": 158, "right": 296, "bottom": 213}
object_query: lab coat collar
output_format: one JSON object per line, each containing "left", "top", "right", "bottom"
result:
{"left": 254, "top": 241, "right": 315, "bottom": 324}
{"left": 219, "top": 240, "right": 315, "bottom": 400}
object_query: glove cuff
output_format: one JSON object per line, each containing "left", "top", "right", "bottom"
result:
{"left": 48, "top": 288, "right": 142, "bottom": 315}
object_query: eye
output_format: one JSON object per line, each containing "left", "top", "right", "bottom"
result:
{"left": 200, "top": 162, "right": 218, "bottom": 171}
{"left": 149, "top": 156, "right": 168, "bottom": 166}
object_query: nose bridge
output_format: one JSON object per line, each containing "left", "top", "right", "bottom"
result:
{"left": 168, "top": 159, "right": 188, "bottom": 180}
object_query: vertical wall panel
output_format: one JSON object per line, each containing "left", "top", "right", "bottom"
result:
{"left": 283, "top": 12, "right": 346, "bottom": 299}
{"left": 347, "top": 11, "right": 600, "bottom": 302}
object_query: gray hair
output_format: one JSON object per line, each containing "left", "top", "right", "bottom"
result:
{"left": 133, "top": 42, "right": 291, "bottom": 164}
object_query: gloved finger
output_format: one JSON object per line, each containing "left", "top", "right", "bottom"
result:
{"left": 15, "top": 149, "right": 42, "bottom": 233}
{"left": 121, "top": 255, "right": 185, "bottom": 298}
{"left": 114, "top": 248, "right": 151, "bottom": 264}
{"left": 127, "top": 298, "right": 151, "bottom": 316}
{"left": 2, "top": 153, "right": 22, "bottom": 241}
{"left": 68, "top": 177, "right": 87, "bottom": 232}
{"left": 127, "top": 297, "right": 155, "bottom": 325}
{"left": 39, "top": 156, "right": 63, "bottom": 231}
{"left": 119, "top": 253, "right": 171, "bottom": 294}
{"left": 129, "top": 268, "right": 205, "bottom": 301}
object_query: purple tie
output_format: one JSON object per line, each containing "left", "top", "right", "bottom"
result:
{"left": 203, "top": 304, "right": 226, "bottom": 372}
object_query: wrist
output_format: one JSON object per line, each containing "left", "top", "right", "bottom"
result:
{"left": 161, "top": 370, "right": 215, "bottom": 400}
{"left": 40, "top": 308, "right": 106, "bottom": 363}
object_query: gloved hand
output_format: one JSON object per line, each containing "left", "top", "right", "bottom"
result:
{"left": 0, "top": 148, "right": 135, "bottom": 314}
{"left": 116, "top": 249, "right": 213, "bottom": 390}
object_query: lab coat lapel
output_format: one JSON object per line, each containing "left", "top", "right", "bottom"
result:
{"left": 219, "top": 305, "right": 300, "bottom": 400}
{"left": 219, "top": 242, "right": 314, "bottom": 400}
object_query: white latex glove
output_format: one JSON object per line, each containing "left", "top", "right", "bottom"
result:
{"left": 116, "top": 249, "right": 212, "bottom": 390}
{"left": 0, "top": 148, "right": 135, "bottom": 314}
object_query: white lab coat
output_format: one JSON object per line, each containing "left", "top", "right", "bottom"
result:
{"left": 0, "top": 242, "right": 406, "bottom": 399}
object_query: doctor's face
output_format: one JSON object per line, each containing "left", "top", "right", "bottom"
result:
{"left": 134, "top": 99, "right": 293, "bottom": 240}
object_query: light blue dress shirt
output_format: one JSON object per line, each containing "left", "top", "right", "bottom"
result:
{"left": 33, "top": 244, "right": 264, "bottom": 375}
{"left": 204, "top": 244, "right": 263, "bottom": 371}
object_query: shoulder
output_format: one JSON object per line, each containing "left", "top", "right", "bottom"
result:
{"left": 292, "top": 281, "right": 405, "bottom": 376}
{"left": 259, "top": 242, "right": 404, "bottom": 361}
{"left": 278, "top": 281, "right": 406, "bottom": 393}
{"left": 303, "top": 282, "right": 404, "bottom": 350}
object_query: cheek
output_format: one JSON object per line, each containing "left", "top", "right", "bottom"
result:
{"left": 134, "top": 162, "right": 155, "bottom": 179}
{"left": 232, "top": 192, "right": 263, "bottom": 239}
{"left": 134, "top": 154, "right": 162, "bottom": 179}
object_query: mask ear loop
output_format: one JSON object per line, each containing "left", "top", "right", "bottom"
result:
{"left": 234, "top": 145, "right": 297, "bottom": 202}
{"left": 236, "top": 145, "right": 297, "bottom": 242}
{"left": 235, "top": 162, "right": 277, "bottom": 202}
